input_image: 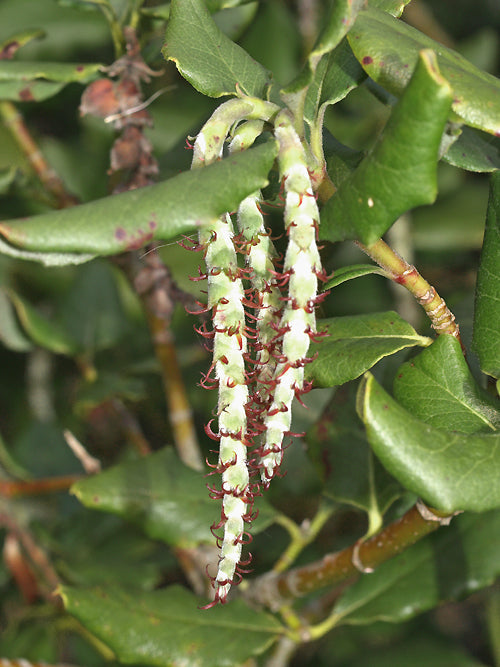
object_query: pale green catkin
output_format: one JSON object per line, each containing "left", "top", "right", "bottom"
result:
{"left": 191, "top": 100, "right": 277, "bottom": 603}
{"left": 260, "top": 110, "right": 323, "bottom": 485}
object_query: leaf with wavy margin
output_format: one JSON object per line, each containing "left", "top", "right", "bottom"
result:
{"left": 0, "top": 141, "right": 277, "bottom": 259}
{"left": 358, "top": 373, "right": 500, "bottom": 512}
{"left": 348, "top": 7, "right": 500, "bottom": 136}
{"left": 162, "top": 0, "right": 270, "bottom": 98}
{"left": 473, "top": 172, "right": 500, "bottom": 378}
{"left": 320, "top": 50, "right": 452, "bottom": 244}
{"left": 60, "top": 584, "right": 283, "bottom": 667}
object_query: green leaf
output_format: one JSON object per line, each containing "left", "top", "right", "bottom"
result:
{"left": 368, "top": 0, "right": 411, "bottom": 16}
{"left": 320, "top": 49, "right": 452, "bottom": 244}
{"left": 0, "top": 61, "right": 102, "bottom": 82}
{"left": 323, "top": 264, "right": 389, "bottom": 290}
{"left": 58, "top": 260, "right": 129, "bottom": 353}
{"left": 142, "top": 1, "right": 257, "bottom": 20}
{"left": 0, "top": 287, "right": 32, "bottom": 352}
{"left": 394, "top": 335, "right": 500, "bottom": 434}
{"left": 289, "top": 0, "right": 411, "bottom": 126}
{"left": 309, "top": 0, "right": 365, "bottom": 66}
{"left": 306, "top": 311, "right": 432, "bottom": 388}
{"left": 74, "top": 371, "right": 146, "bottom": 417}
{"left": 348, "top": 8, "right": 500, "bottom": 136}
{"left": 0, "top": 79, "right": 67, "bottom": 102}
{"left": 0, "top": 140, "right": 277, "bottom": 258}
{"left": 443, "top": 126, "right": 500, "bottom": 173}
{"left": 282, "top": 0, "right": 364, "bottom": 119}
{"left": 473, "top": 172, "right": 500, "bottom": 378}
{"left": 72, "top": 447, "right": 278, "bottom": 548}
{"left": 60, "top": 583, "right": 283, "bottom": 667}
{"left": 57, "top": 515, "right": 166, "bottom": 590}
{"left": 324, "top": 132, "right": 364, "bottom": 186}
{"left": 0, "top": 28, "right": 45, "bottom": 59}
{"left": 357, "top": 373, "right": 500, "bottom": 512}
{"left": 333, "top": 510, "right": 500, "bottom": 624}
{"left": 7, "top": 289, "right": 79, "bottom": 355}
{"left": 0, "top": 61, "right": 101, "bottom": 101}
{"left": 303, "top": 39, "right": 366, "bottom": 127}
{"left": 0, "top": 236, "right": 95, "bottom": 266}
{"left": 307, "top": 384, "right": 403, "bottom": 533}
{"left": 162, "top": 0, "right": 270, "bottom": 98}
{"left": 0, "top": 166, "right": 26, "bottom": 194}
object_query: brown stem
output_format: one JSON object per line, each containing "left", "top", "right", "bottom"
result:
{"left": 116, "top": 248, "right": 203, "bottom": 471}
{"left": 0, "top": 512, "right": 60, "bottom": 601}
{"left": 0, "top": 101, "right": 78, "bottom": 209}
{"left": 246, "top": 502, "right": 454, "bottom": 610}
{"left": 146, "top": 306, "right": 203, "bottom": 471}
{"left": 0, "top": 475, "right": 82, "bottom": 498}
{"left": 3, "top": 532, "right": 39, "bottom": 603}
{"left": 358, "top": 238, "right": 462, "bottom": 344}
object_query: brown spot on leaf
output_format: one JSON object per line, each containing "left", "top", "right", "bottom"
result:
{"left": 18, "top": 86, "right": 34, "bottom": 102}
{"left": 0, "top": 41, "right": 19, "bottom": 60}
{"left": 362, "top": 56, "right": 373, "bottom": 65}
{"left": 114, "top": 225, "right": 154, "bottom": 250}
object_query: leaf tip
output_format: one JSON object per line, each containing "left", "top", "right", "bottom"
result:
{"left": 418, "top": 49, "right": 452, "bottom": 98}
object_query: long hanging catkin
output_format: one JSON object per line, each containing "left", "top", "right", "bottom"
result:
{"left": 259, "top": 110, "right": 324, "bottom": 486}
{"left": 190, "top": 99, "right": 277, "bottom": 605}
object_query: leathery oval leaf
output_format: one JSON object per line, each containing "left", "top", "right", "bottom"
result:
{"left": 162, "top": 0, "right": 270, "bottom": 98}
{"left": 60, "top": 583, "right": 283, "bottom": 667}
{"left": 0, "top": 140, "right": 277, "bottom": 258}
{"left": 306, "top": 311, "right": 432, "bottom": 388}
{"left": 473, "top": 171, "right": 500, "bottom": 378}
{"left": 320, "top": 50, "right": 452, "bottom": 245}
{"left": 71, "top": 447, "right": 278, "bottom": 548}
{"left": 357, "top": 373, "right": 500, "bottom": 513}
{"left": 394, "top": 335, "right": 500, "bottom": 434}
{"left": 349, "top": 7, "right": 500, "bottom": 136}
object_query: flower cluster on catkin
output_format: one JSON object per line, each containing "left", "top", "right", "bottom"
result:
{"left": 188, "top": 102, "right": 324, "bottom": 605}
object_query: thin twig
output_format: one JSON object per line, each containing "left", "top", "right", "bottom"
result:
{"left": 0, "top": 475, "right": 81, "bottom": 498}
{"left": 63, "top": 430, "right": 101, "bottom": 475}
{"left": 0, "top": 512, "right": 61, "bottom": 600}
{"left": 0, "top": 101, "right": 78, "bottom": 209}
{"left": 265, "top": 635, "right": 299, "bottom": 667}
{"left": 148, "top": 310, "right": 203, "bottom": 471}
{"left": 273, "top": 503, "right": 334, "bottom": 574}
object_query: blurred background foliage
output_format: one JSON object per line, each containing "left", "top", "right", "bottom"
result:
{"left": 0, "top": 0, "right": 498, "bottom": 665}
